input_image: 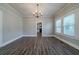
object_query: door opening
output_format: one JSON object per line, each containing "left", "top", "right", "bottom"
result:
{"left": 37, "top": 22, "right": 42, "bottom": 36}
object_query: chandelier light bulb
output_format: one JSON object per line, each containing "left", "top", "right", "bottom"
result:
{"left": 33, "top": 4, "right": 43, "bottom": 18}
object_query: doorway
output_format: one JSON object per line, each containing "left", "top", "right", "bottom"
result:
{"left": 37, "top": 22, "right": 42, "bottom": 36}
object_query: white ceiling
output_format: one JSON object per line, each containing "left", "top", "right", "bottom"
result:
{"left": 10, "top": 3, "right": 66, "bottom": 17}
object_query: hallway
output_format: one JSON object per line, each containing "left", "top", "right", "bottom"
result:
{"left": 0, "top": 33, "right": 79, "bottom": 55}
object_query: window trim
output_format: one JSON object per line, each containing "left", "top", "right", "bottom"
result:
{"left": 63, "top": 14, "right": 75, "bottom": 36}
{"left": 55, "top": 18, "right": 62, "bottom": 34}
{"left": 55, "top": 13, "right": 76, "bottom": 39}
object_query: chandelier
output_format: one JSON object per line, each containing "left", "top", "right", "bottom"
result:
{"left": 33, "top": 4, "right": 43, "bottom": 18}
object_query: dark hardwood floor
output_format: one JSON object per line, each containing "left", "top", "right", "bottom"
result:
{"left": 0, "top": 33, "right": 79, "bottom": 55}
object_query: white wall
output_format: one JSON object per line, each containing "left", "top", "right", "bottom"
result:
{"left": 0, "top": 4, "right": 23, "bottom": 46}
{"left": 0, "top": 4, "right": 54, "bottom": 47}
{"left": 0, "top": 10, "right": 3, "bottom": 45}
{"left": 23, "top": 17, "right": 54, "bottom": 37}
{"left": 23, "top": 17, "right": 37, "bottom": 36}
{"left": 42, "top": 17, "right": 54, "bottom": 37}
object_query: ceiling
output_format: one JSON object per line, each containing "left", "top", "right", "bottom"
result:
{"left": 10, "top": 3, "right": 66, "bottom": 18}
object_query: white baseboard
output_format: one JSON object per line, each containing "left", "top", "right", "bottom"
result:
{"left": 53, "top": 35, "right": 79, "bottom": 50}
{"left": 0, "top": 35, "right": 54, "bottom": 47}
{"left": 2, "top": 34, "right": 78, "bottom": 50}
{"left": 23, "top": 35, "right": 37, "bottom": 37}
{"left": 23, "top": 35, "right": 54, "bottom": 37}
{"left": 0, "top": 35, "right": 23, "bottom": 47}
{"left": 42, "top": 35, "right": 54, "bottom": 37}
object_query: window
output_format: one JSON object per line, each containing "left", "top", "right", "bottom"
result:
{"left": 64, "top": 14, "right": 75, "bottom": 36}
{"left": 56, "top": 19, "right": 61, "bottom": 33}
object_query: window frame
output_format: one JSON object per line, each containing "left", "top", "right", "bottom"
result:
{"left": 60, "top": 12, "right": 76, "bottom": 39}
{"left": 55, "top": 18, "right": 62, "bottom": 34}
{"left": 55, "top": 12, "right": 76, "bottom": 39}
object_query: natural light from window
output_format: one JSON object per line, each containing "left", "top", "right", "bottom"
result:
{"left": 56, "top": 19, "right": 61, "bottom": 33}
{"left": 64, "top": 14, "right": 75, "bottom": 36}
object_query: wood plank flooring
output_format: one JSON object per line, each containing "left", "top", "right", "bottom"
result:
{"left": 0, "top": 33, "right": 79, "bottom": 55}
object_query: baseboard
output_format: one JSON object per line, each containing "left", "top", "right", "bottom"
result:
{"left": 0, "top": 35, "right": 54, "bottom": 47}
{"left": 23, "top": 34, "right": 54, "bottom": 37}
{"left": 23, "top": 35, "right": 37, "bottom": 37}
{"left": 2, "top": 34, "right": 78, "bottom": 50}
{"left": 0, "top": 35, "right": 23, "bottom": 47}
{"left": 42, "top": 35, "right": 54, "bottom": 37}
{"left": 53, "top": 35, "right": 79, "bottom": 50}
